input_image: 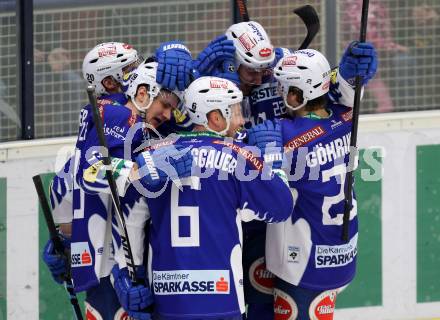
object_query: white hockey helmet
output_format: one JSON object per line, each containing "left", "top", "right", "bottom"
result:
{"left": 184, "top": 76, "right": 243, "bottom": 134}
{"left": 274, "top": 49, "right": 331, "bottom": 110}
{"left": 82, "top": 42, "right": 140, "bottom": 95}
{"left": 125, "top": 61, "right": 163, "bottom": 113}
{"left": 226, "top": 21, "right": 275, "bottom": 70}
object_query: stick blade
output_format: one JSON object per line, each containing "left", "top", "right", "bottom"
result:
{"left": 293, "top": 5, "right": 320, "bottom": 50}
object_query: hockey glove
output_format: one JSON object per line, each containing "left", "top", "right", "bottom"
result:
{"left": 193, "top": 35, "right": 236, "bottom": 75}
{"left": 42, "top": 234, "right": 70, "bottom": 284}
{"left": 247, "top": 119, "right": 284, "bottom": 170}
{"left": 211, "top": 59, "right": 240, "bottom": 86}
{"left": 111, "top": 265, "right": 153, "bottom": 319}
{"left": 339, "top": 41, "right": 378, "bottom": 86}
{"left": 155, "top": 41, "right": 194, "bottom": 91}
{"left": 136, "top": 143, "right": 193, "bottom": 188}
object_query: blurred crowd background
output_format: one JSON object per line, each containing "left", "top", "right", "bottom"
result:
{"left": 1, "top": 0, "right": 439, "bottom": 142}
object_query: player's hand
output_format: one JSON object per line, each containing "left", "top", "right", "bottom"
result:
{"left": 193, "top": 35, "right": 236, "bottom": 75}
{"left": 111, "top": 265, "right": 154, "bottom": 316}
{"left": 339, "top": 41, "right": 378, "bottom": 86}
{"left": 211, "top": 59, "right": 240, "bottom": 86}
{"left": 155, "top": 41, "right": 194, "bottom": 91}
{"left": 136, "top": 143, "right": 193, "bottom": 188}
{"left": 247, "top": 119, "right": 283, "bottom": 169}
{"left": 42, "top": 235, "right": 70, "bottom": 284}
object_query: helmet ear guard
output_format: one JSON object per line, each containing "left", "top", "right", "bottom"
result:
{"left": 274, "top": 49, "right": 331, "bottom": 111}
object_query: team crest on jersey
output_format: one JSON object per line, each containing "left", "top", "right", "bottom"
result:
{"left": 308, "top": 290, "right": 337, "bottom": 320}
{"left": 274, "top": 288, "right": 299, "bottom": 320}
{"left": 71, "top": 242, "right": 93, "bottom": 267}
{"left": 287, "top": 246, "right": 300, "bottom": 263}
{"left": 284, "top": 126, "right": 326, "bottom": 152}
{"left": 249, "top": 257, "right": 275, "bottom": 294}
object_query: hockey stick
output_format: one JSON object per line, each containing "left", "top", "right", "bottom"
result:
{"left": 233, "top": 0, "right": 250, "bottom": 22}
{"left": 86, "top": 85, "right": 138, "bottom": 283}
{"left": 293, "top": 5, "right": 320, "bottom": 50}
{"left": 342, "top": 0, "right": 370, "bottom": 242}
{"left": 32, "top": 174, "right": 83, "bottom": 320}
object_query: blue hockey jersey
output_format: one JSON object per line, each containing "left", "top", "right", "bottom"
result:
{"left": 50, "top": 93, "right": 128, "bottom": 224}
{"left": 144, "top": 132, "right": 293, "bottom": 319}
{"left": 265, "top": 103, "right": 358, "bottom": 291}
{"left": 71, "top": 101, "right": 149, "bottom": 292}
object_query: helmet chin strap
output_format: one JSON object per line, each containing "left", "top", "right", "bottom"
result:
{"left": 283, "top": 93, "right": 307, "bottom": 111}
{"left": 132, "top": 97, "right": 153, "bottom": 119}
{"left": 206, "top": 117, "right": 230, "bottom": 136}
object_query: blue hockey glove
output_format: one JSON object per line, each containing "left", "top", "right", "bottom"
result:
{"left": 111, "top": 265, "right": 154, "bottom": 318}
{"left": 136, "top": 143, "right": 193, "bottom": 188}
{"left": 247, "top": 119, "right": 283, "bottom": 170}
{"left": 193, "top": 35, "right": 236, "bottom": 75}
{"left": 42, "top": 234, "right": 70, "bottom": 284}
{"left": 211, "top": 59, "right": 240, "bottom": 86}
{"left": 339, "top": 41, "right": 378, "bottom": 86}
{"left": 155, "top": 41, "right": 194, "bottom": 91}
{"left": 274, "top": 47, "right": 292, "bottom": 66}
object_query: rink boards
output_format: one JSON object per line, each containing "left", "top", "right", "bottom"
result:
{"left": 0, "top": 111, "right": 440, "bottom": 319}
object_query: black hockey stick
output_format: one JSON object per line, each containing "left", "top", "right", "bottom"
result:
{"left": 342, "top": 0, "right": 370, "bottom": 242}
{"left": 293, "top": 5, "right": 320, "bottom": 50}
{"left": 233, "top": 0, "right": 250, "bottom": 22}
{"left": 32, "top": 174, "right": 83, "bottom": 320}
{"left": 86, "top": 85, "right": 138, "bottom": 284}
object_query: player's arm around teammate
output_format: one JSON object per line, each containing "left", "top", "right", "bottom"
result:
{"left": 134, "top": 76, "right": 294, "bottom": 320}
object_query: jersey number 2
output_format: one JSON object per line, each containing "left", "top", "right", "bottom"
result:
{"left": 321, "top": 164, "right": 357, "bottom": 225}
{"left": 170, "top": 176, "right": 201, "bottom": 247}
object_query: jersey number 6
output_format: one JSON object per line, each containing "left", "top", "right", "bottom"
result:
{"left": 171, "top": 176, "right": 201, "bottom": 247}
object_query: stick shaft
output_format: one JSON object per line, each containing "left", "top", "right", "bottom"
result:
{"left": 32, "top": 174, "right": 84, "bottom": 320}
{"left": 342, "top": 0, "right": 370, "bottom": 242}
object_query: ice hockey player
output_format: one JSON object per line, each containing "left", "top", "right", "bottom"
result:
{"left": 195, "top": 20, "right": 377, "bottom": 319}
{"left": 133, "top": 76, "right": 294, "bottom": 319}
{"left": 247, "top": 46, "right": 377, "bottom": 320}
{"left": 43, "top": 41, "right": 143, "bottom": 319}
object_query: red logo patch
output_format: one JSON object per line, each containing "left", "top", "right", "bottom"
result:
{"left": 341, "top": 109, "right": 353, "bottom": 122}
{"left": 259, "top": 47, "right": 272, "bottom": 57}
{"left": 274, "top": 288, "right": 298, "bottom": 320}
{"left": 322, "top": 81, "right": 330, "bottom": 90}
{"left": 282, "top": 56, "right": 297, "bottom": 66}
{"left": 284, "top": 126, "right": 326, "bottom": 152}
{"left": 81, "top": 250, "right": 92, "bottom": 264}
{"left": 248, "top": 257, "right": 275, "bottom": 294}
{"left": 238, "top": 33, "right": 256, "bottom": 51}
{"left": 216, "top": 277, "right": 229, "bottom": 292}
{"left": 98, "top": 45, "right": 117, "bottom": 57}
{"left": 122, "top": 43, "right": 133, "bottom": 50}
{"left": 210, "top": 79, "right": 229, "bottom": 89}
{"left": 309, "top": 290, "right": 337, "bottom": 320}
